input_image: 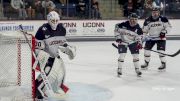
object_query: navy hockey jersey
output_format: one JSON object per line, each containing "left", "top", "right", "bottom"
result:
{"left": 35, "top": 23, "right": 66, "bottom": 58}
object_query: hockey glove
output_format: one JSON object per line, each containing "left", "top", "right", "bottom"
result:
{"left": 63, "top": 43, "right": 68, "bottom": 47}
{"left": 159, "top": 30, "right": 167, "bottom": 39}
{"left": 136, "top": 41, "right": 143, "bottom": 49}
{"left": 116, "top": 39, "right": 122, "bottom": 44}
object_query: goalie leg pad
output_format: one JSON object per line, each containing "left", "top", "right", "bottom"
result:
{"left": 35, "top": 57, "right": 55, "bottom": 98}
{"left": 36, "top": 50, "right": 50, "bottom": 70}
{"left": 36, "top": 57, "right": 67, "bottom": 98}
{"left": 42, "top": 57, "right": 66, "bottom": 94}
{"left": 35, "top": 79, "right": 45, "bottom": 99}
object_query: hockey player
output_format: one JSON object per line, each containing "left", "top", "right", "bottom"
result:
{"left": 114, "top": 13, "right": 143, "bottom": 77}
{"left": 35, "top": 11, "right": 76, "bottom": 99}
{"left": 141, "top": 7, "right": 172, "bottom": 71}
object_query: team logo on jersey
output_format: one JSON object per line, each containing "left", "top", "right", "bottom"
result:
{"left": 150, "top": 23, "right": 162, "bottom": 27}
{"left": 122, "top": 26, "right": 127, "bottom": 29}
{"left": 45, "top": 35, "right": 50, "bottom": 38}
{"left": 146, "top": 21, "right": 150, "bottom": 24}
{"left": 135, "top": 29, "right": 138, "bottom": 33}
{"left": 49, "top": 40, "right": 65, "bottom": 45}
{"left": 42, "top": 27, "right": 47, "bottom": 31}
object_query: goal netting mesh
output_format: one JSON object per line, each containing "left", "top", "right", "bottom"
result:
{"left": 0, "top": 32, "right": 35, "bottom": 101}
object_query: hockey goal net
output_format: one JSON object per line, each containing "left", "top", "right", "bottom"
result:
{"left": 0, "top": 32, "right": 35, "bottom": 101}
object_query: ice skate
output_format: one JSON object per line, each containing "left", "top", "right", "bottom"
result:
{"left": 158, "top": 62, "right": 166, "bottom": 72}
{"left": 141, "top": 61, "right": 149, "bottom": 70}
{"left": 135, "top": 68, "right": 142, "bottom": 77}
{"left": 117, "top": 68, "right": 122, "bottom": 77}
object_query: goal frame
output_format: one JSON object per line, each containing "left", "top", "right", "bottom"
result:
{"left": 0, "top": 34, "right": 36, "bottom": 101}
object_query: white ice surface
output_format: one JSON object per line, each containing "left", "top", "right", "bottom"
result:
{"left": 40, "top": 40, "right": 180, "bottom": 101}
{"left": 64, "top": 40, "right": 180, "bottom": 101}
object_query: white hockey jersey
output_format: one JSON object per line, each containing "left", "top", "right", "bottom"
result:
{"left": 143, "top": 16, "right": 172, "bottom": 40}
{"left": 114, "top": 21, "right": 143, "bottom": 45}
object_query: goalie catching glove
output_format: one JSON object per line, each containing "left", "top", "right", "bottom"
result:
{"left": 58, "top": 43, "right": 76, "bottom": 60}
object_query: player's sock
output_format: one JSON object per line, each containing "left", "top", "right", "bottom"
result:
{"left": 117, "top": 68, "right": 122, "bottom": 77}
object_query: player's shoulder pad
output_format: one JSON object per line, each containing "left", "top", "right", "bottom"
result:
{"left": 58, "top": 23, "right": 64, "bottom": 27}
{"left": 39, "top": 23, "right": 49, "bottom": 31}
{"left": 42, "top": 23, "right": 49, "bottom": 27}
{"left": 136, "top": 25, "right": 143, "bottom": 35}
{"left": 159, "top": 16, "right": 169, "bottom": 22}
{"left": 145, "top": 16, "right": 151, "bottom": 21}
{"left": 120, "top": 21, "right": 128, "bottom": 28}
{"left": 143, "top": 17, "right": 151, "bottom": 26}
{"left": 115, "top": 22, "right": 124, "bottom": 28}
{"left": 124, "top": 21, "right": 129, "bottom": 25}
{"left": 36, "top": 24, "right": 47, "bottom": 40}
{"left": 57, "top": 23, "right": 66, "bottom": 29}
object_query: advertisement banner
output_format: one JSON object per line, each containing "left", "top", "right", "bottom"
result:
{"left": 0, "top": 20, "right": 178, "bottom": 36}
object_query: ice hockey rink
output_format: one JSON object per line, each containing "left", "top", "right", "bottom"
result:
{"left": 51, "top": 40, "right": 180, "bottom": 101}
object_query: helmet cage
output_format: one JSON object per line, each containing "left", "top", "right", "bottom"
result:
{"left": 47, "top": 11, "right": 60, "bottom": 30}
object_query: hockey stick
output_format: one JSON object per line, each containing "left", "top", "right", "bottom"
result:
{"left": 19, "top": 25, "right": 65, "bottom": 99}
{"left": 112, "top": 43, "right": 180, "bottom": 57}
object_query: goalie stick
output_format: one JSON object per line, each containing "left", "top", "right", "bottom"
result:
{"left": 112, "top": 43, "right": 180, "bottom": 57}
{"left": 19, "top": 25, "right": 65, "bottom": 99}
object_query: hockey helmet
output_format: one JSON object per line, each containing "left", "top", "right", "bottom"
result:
{"left": 128, "top": 13, "right": 139, "bottom": 19}
{"left": 152, "top": 7, "right": 161, "bottom": 11}
{"left": 47, "top": 11, "right": 60, "bottom": 30}
{"left": 128, "top": 13, "right": 138, "bottom": 27}
{"left": 151, "top": 7, "right": 160, "bottom": 19}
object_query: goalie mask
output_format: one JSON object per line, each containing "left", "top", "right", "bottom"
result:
{"left": 128, "top": 13, "right": 138, "bottom": 27}
{"left": 47, "top": 11, "right": 60, "bottom": 30}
